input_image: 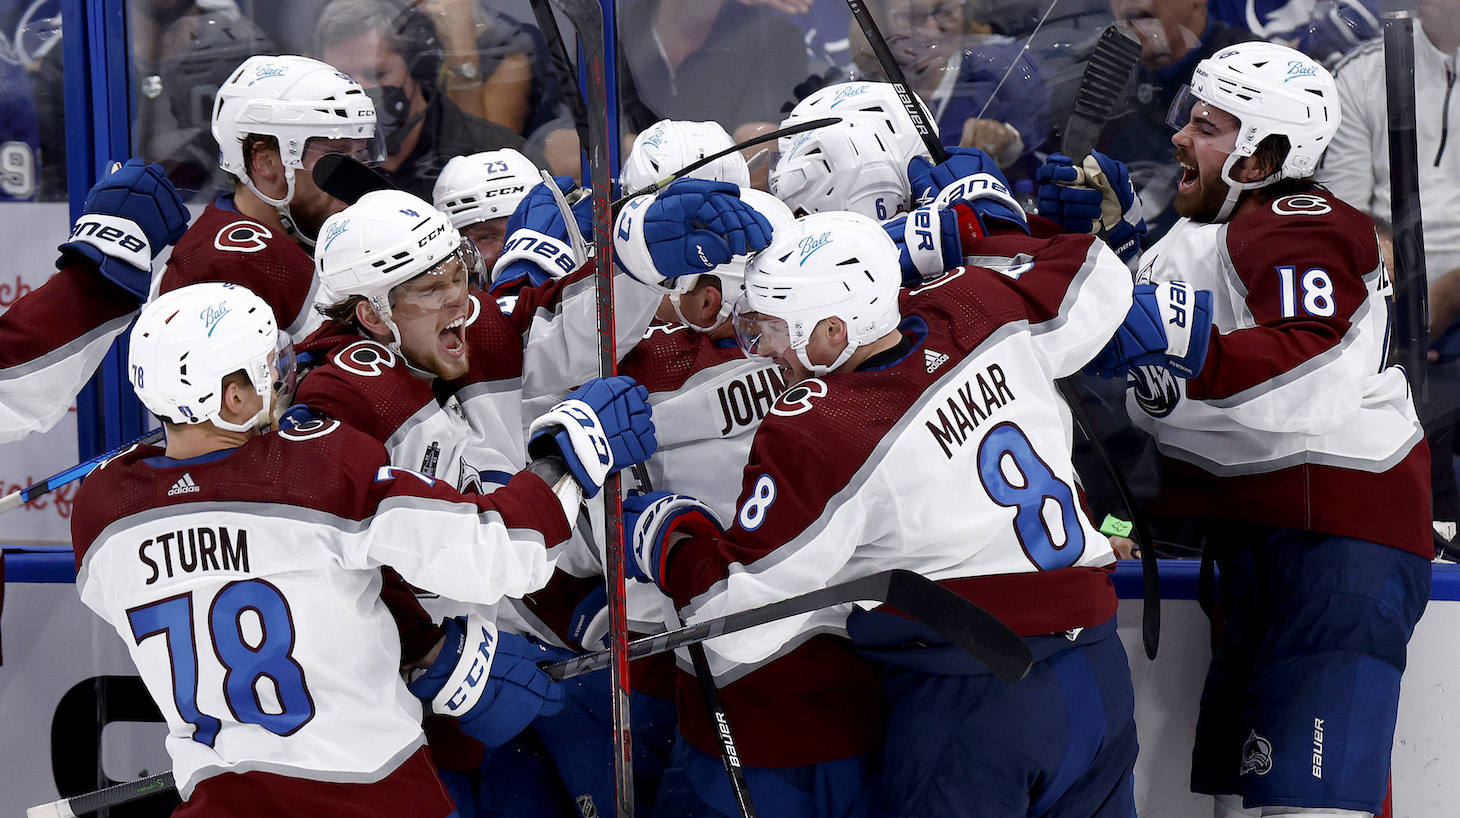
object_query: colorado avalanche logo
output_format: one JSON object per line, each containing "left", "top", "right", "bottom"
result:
{"left": 336, "top": 340, "right": 398, "bottom": 377}
{"left": 770, "top": 378, "right": 827, "bottom": 417}
{"left": 214, "top": 220, "right": 273, "bottom": 253}
{"left": 1130, "top": 365, "right": 1180, "bottom": 418}
{"left": 1271, "top": 194, "right": 1332, "bottom": 217}
{"left": 1240, "top": 731, "right": 1274, "bottom": 776}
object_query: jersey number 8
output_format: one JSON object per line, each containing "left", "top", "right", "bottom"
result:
{"left": 127, "top": 579, "right": 315, "bottom": 747}
{"left": 977, "top": 422, "right": 1086, "bottom": 571}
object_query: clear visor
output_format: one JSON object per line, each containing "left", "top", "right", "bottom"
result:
{"left": 302, "top": 135, "right": 388, "bottom": 169}
{"left": 269, "top": 335, "right": 299, "bottom": 418}
{"left": 1166, "top": 87, "right": 1242, "bottom": 154}
{"left": 731, "top": 295, "right": 793, "bottom": 361}
{"left": 393, "top": 246, "right": 481, "bottom": 312}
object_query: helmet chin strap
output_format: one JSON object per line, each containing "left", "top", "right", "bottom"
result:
{"left": 794, "top": 337, "right": 858, "bottom": 378}
{"left": 242, "top": 166, "right": 314, "bottom": 248}
{"left": 670, "top": 292, "right": 726, "bottom": 334}
{"left": 1214, "top": 151, "right": 1282, "bottom": 222}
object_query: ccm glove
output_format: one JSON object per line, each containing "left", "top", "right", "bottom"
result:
{"left": 614, "top": 178, "right": 773, "bottom": 284}
{"left": 1037, "top": 152, "right": 1146, "bottom": 263}
{"left": 491, "top": 175, "right": 593, "bottom": 294}
{"left": 527, "top": 376, "right": 657, "bottom": 497}
{"left": 623, "top": 490, "right": 722, "bottom": 589}
{"left": 58, "top": 159, "right": 190, "bottom": 299}
{"left": 884, "top": 205, "right": 962, "bottom": 286}
{"left": 408, "top": 614, "right": 565, "bottom": 747}
{"left": 1086, "top": 282, "right": 1213, "bottom": 379}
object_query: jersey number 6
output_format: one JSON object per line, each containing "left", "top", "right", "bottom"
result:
{"left": 127, "top": 579, "right": 315, "bottom": 747}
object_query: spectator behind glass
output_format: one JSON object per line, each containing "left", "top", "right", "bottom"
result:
{"left": 1322, "top": 0, "right": 1460, "bottom": 561}
{"left": 1210, "top": 0, "right": 1381, "bottom": 68}
{"left": 313, "top": 0, "right": 537, "bottom": 200}
{"left": 618, "top": 0, "right": 811, "bottom": 134}
{"left": 413, "top": 0, "right": 565, "bottom": 138}
{"left": 0, "top": 35, "right": 39, "bottom": 201}
{"left": 848, "top": 0, "right": 1049, "bottom": 187}
{"left": 1094, "top": 0, "right": 1255, "bottom": 243}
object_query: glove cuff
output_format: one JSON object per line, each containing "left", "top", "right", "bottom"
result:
{"left": 612, "top": 194, "right": 665, "bottom": 286}
{"left": 63, "top": 214, "right": 152, "bottom": 270}
{"left": 492, "top": 229, "right": 577, "bottom": 287}
{"left": 527, "top": 399, "right": 614, "bottom": 497}
{"left": 415, "top": 614, "right": 501, "bottom": 717}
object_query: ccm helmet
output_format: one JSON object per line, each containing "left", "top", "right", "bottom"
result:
{"left": 130, "top": 282, "right": 295, "bottom": 433}
{"left": 433, "top": 149, "right": 541, "bottom": 229}
{"left": 213, "top": 55, "right": 383, "bottom": 237}
{"left": 1168, "top": 41, "right": 1340, "bottom": 220}
{"left": 621, "top": 120, "right": 751, "bottom": 193}
{"left": 735, "top": 211, "right": 902, "bottom": 376}
{"left": 314, "top": 189, "right": 485, "bottom": 348}
{"left": 771, "top": 113, "right": 912, "bottom": 220}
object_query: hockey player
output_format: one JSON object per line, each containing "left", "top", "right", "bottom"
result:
{"left": 159, "top": 54, "right": 383, "bottom": 342}
{"left": 622, "top": 207, "right": 1208, "bottom": 816}
{"left": 1041, "top": 42, "right": 1431, "bottom": 818}
{"left": 0, "top": 159, "right": 188, "bottom": 443}
{"left": 432, "top": 148, "right": 541, "bottom": 275}
{"left": 71, "top": 281, "right": 650, "bottom": 817}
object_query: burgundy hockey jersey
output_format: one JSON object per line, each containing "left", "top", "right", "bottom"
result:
{"left": 662, "top": 230, "right": 1132, "bottom": 765}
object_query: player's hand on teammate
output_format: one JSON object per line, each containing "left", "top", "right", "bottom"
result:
{"left": 490, "top": 175, "right": 593, "bottom": 294}
{"left": 909, "top": 147, "right": 1028, "bottom": 235}
{"left": 1037, "top": 151, "right": 1147, "bottom": 263}
{"left": 614, "top": 178, "right": 773, "bottom": 284}
{"left": 58, "top": 158, "right": 190, "bottom": 299}
{"left": 408, "top": 613, "right": 565, "bottom": 747}
{"left": 527, "top": 376, "right": 657, "bottom": 498}
{"left": 883, "top": 205, "right": 962, "bottom": 286}
{"left": 623, "top": 490, "right": 723, "bottom": 589}
{"left": 1087, "top": 281, "right": 1213, "bottom": 380}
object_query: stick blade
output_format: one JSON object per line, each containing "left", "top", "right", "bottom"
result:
{"left": 883, "top": 570, "right": 1033, "bottom": 682}
{"left": 1061, "top": 24, "right": 1143, "bottom": 159}
{"left": 312, "top": 154, "right": 396, "bottom": 204}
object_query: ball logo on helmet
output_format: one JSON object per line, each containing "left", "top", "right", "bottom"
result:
{"left": 201, "top": 302, "right": 232, "bottom": 337}
{"left": 321, "top": 219, "right": 350, "bottom": 252}
{"left": 1285, "top": 61, "right": 1318, "bottom": 81}
{"left": 797, "top": 232, "right": 833, "bottom": 265}
{"left": 830, "top": 84, "right": 870, "bottom": 108}
{"left": 249, "top": 64, "right": 287, "bottom": 85}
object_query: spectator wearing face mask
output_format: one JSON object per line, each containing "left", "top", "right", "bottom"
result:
{"left": 313, "top": 0, "right": 539, "bottom": 200}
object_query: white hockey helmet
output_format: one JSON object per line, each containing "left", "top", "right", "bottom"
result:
{"left": 621, "top": 119, "right": 751, "bottom": 193}
{"left": 433, "top": 149, "right": 541, "bottom": 229}
{"left": 1168, "top": 41, "right": 1340, "bottom": 220}
{"left": 212, "top": 55, "right": 383, "bottom": 226}
{"left": 783, "top": 81, "right": 937, "bottom": 167}
{"left": 315, "top": 189, "right": 486, "bottom": 347}
{"left": 734, "top": 211, "right": 902, "bottom": 376}
{"left": 130, "top": 282, "right": 295, "bottom": 433}
{"left": 770, "top": 113, "right": 912, "bottom": 220}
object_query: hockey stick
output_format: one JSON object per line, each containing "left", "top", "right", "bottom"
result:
{"left": 27, "top": 771, "right": 174, "bottom": 818}
{"left": 611, "top": 117, "right": 841, "bottom": 209}
{"left": 1382, "top": 11, "right": 1429, "bottom": 398}
{"left": 547, "top": 2, "right": 636, "bottom": 816}
{"left": 1057, "top": 25, "right": 1158, "bottom": 660}
{"left": 629, "top": 469, "right": 757, "bottom": 817}
{"left": 845, "top": 0, "right": 946, "bottom": 162}
{"left": 0, "top": 427, "right": 164, "bottom": 515}
{"left": 544, "top": 569, "right": 1033, "bottom": 684}
{"left": 528, "top": 0, "right": 592, "bottom": 159}
{"left": 312, "top": 153, "right": 395, "bottom": 204}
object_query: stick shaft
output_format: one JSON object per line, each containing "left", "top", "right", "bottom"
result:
{"left": 1, "top": 427, "right": 163, "bottom": 516}
{"left": 844, "top": 0, "right": 946, "bottom": 163}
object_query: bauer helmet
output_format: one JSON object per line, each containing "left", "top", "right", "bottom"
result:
{"left": 130, "top": 282, "right": 296, "bottom": 433}
{"left": 1167, "top": 41, "right": 1339, "bottom": 220}
{"left": 771, "top": 113, "right": 912, "bottom": 220}
{"left": 314, "top": 189, "right": 486, "bottom": 348}
{"left": 783, "top": 80, "right": 937, "bottom": 167}
{"left": 734, "top": 211, "right": 901, "bottom": 376}
{"left": 621, "top": 119, "right": 751, "bottom": 193}
{"left": 212, "top": 55, "right": 383, "bottom": 229}
{"left": 433, "top": 149, "right": 541, "bottom": 229}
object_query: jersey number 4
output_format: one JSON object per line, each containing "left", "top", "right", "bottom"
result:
{"left": 127, "top": 579, "right": 315, "bottom": 746}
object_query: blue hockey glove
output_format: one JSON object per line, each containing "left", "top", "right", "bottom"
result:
{"left": 883, "top": 205, "right": 962, "bottom": 286}
{"left": 409, "top": 614, "right": 565, "bottom": 747}
{"left": 526, "top": 376, "right": 657, "bottom": 497}
{"left": 58, "top": 159, "right": 190, "bottom": 299}
{"left": 566, "top": 583, "right": 610, "bottom": 651}
{"left": 1037, "top": 152, "right": 1146, "bottom": 263}
{"left": 1087, "top": 282, "right": 1213, "bottom": 380}
{"left": 623, "top": 490, "right": 723, "bottom": 589}
{"left": 614, "top": 178, "right": 773, "bottom": 285}
{"left": 490, "top": 176, "right": 593, "bottom": 295}
{"left": 909, "top": 148, "right": 1027, "bottom": 235}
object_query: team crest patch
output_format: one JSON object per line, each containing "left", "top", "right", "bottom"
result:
{"left": 925, "top": 348, "right": 950, "bottom": 373}
{"left": 771, "top": 378, "right": 827, "bottom": 417}
{"left": 1240, "top": 730, "right": 1274, "bottom": 776}
{"left": 1130, "top": 364, "right": 1180, "bottom": 418}
{"left": 1271, "top": 194, "right": 1332, "bottom": 217}
{"left": 213, "top": 220, "right": 273, "bottom": 253}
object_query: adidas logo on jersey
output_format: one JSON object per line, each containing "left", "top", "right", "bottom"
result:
{"left": 167, "top": 473, "right": 201, "bottom": 496}
{"left": 925, "top": 348, "right": 950, "bottom": 373}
